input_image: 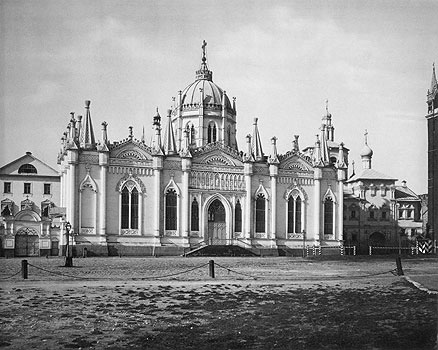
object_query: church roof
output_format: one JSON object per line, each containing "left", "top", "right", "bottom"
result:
{"left": 0, "top": 152, "right": 59, "bottom": 177}
{"left": 346, "top": 168, "right": 397, "bottom": 183}
{"left": 395, "top": 185, "right": 420, "bottom": 201}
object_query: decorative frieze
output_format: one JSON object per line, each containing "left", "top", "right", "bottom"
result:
{"left": 288, "top": 233, "right": 303, "bottom": 239}
{"left": 109, "top": 166, "right": 153, "bottom": 176}
{"left": 190, "top": 171, "right": 245, "bottom": 191}
{"left": 277, "top": 176, "right": 314, "bottom": 185}
{"left": 165, "top": 230, "right": 179, "bottom": 237}
{"left": 79, "top": 154, "right": 99, "bottom": 164}
{"left": 121, "top": 229, "right": 139, "bottom": 235}
{"left": 81, "top": 227, "right": 95, "bottom": 235}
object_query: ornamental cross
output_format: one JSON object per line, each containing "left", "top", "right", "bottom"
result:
{"left": 202, "top": 40, "right": 207, "bottom": 58}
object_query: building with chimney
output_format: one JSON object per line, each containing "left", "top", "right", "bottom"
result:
{"left": 426, "top": 63, "right": 438, "bottom": 241}
{"left": 0, "top": 152, "right": 61, "bottom": 257}
{"left": 56, "top": 43, "right": 349, "bottom": 256}
{"left": 343, "top": 132, "right": 423, "bottom": 254}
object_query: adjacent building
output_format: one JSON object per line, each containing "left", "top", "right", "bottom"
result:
{"left": 0, "top": 152, "right": 61, "bottom": 257}
{"left": 426, "top": 64, "right": 438, "bottom": 241}
{"left": 343, "top": 133, "right": 423, "bottom": 253}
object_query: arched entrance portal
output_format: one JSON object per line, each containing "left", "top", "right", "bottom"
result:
{"left": 207, "top": 199, "right": 226, "bottom": 245}
{"left": 15, "top": 228, "right": 39, "bottom": 257}
{"left": 369, "top": 231, "right": 386, "bottom": 247}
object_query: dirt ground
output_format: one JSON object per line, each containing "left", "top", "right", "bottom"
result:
{"left": 1, "top": 256, "right": 437, "bottom": 349}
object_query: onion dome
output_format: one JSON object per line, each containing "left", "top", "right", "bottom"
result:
{"left": 360, "top": 130, "right": 373, "bottom": 157}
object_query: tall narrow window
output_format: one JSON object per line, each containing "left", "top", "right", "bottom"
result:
{"left": 131, "top": 188, "right": 139, "bottom": 229}
{"left": 4, "top": 182, "right": 11, "bottom": 193}
{"left": 166, "top": 189, "right": 177, "bottom": 230}
{"left": 212, "top": 124, "right": 217, "bottom": 142}
{"left": 295, "top": 197, "right": 302, "bottom": 233}
{"left": 44, "top": 183, "right": 51, "bottom": 195}
{"left": 287, "top": 196, "right": 294, "bottom": 233}
{"left": 191, "top": 198, "right": 199, "bottom": 231}
{"left": 121, "top": 187, "right": 129, "bottom": 229}
{"left": 255, "top": 194, "right": 265, "bottom": 233}
{"left": 324, "top": 197, "right": 334, "bottom": 235}
{"left": 24, "top": 183, "right": 31, "bottom": 194}
{"left": 227, "top": 126, "right": 231, "bottom": 146}
{"left": 208, "top": 124, "right": 212, "bottom": 143}
{"left": 190, "top": 125, "right": 196, "bottom": 145}
{"left": 235, "top": 200, "right": 242, "bottom": 232}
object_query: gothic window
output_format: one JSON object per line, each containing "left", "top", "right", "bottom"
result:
{"left": 24, "top": 183, "right": 31, "bottom": 194}
{"left": 44, "top": 184, "right": 51, "bottom": 195}
{"left": 120, "top": 185, "right": 139, "bottom": 230}
{"left": 121, "top": 187, "right": 130, "bottom": 229}
{"left": 207, "top": 122, "right": 217, "bottom": 143}
{"left": 131, "top": 188, "right": 139, "bottom": 229}
{"left": 255, "top": 194, "right": 266, "bottom": 233}
{"left": 190, "top": 125, "right": 196, "bottom": 145}
{"left": 324, "top": 197, "right": 334, "bottom": 235}
{"left": 235, "top": 200, "right": 242, "bottom": 232}
{"left": 18, "top": 164, "right": 37, "bottom": 174}
{"left": 191, "top": 198, "right": 199, "bottom": 231}
{"left": 165, "top": 189, "right": 177, "bottom": 230}
{"left": 287, "top": 194, "right": 303, "bottom": 233}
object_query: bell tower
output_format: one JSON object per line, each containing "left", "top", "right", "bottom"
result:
{"left": 426, "top": 63, "right": 438, "bottom": 240}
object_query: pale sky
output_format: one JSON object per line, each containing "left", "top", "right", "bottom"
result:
{"left": 1, "top": 0, "right": 436, "bottom": 194}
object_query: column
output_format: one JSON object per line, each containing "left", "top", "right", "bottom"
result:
{"left": 153, "top": 156, "right": 163, "bottom": 238}
{"left": 99, "top": 165, "right": 107, "bottom": 236}
{"left": 244, "top": 163, "right": 253, "bottom": 239}
{"left": 313, "top": 168, "right": 322, "bottom": 244}
{"left": 269, "top": 164, "right": 278, "bottom": 240}
{"left": 139, "top": 193, "right": 143, "bottom": 235}
{"left": 68, "top": 163, "right": 76, "bottom": 229}
{"left": 337, "top": 169, "right": 345, "bottom": 244}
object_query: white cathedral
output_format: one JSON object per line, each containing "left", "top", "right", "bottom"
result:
{"left": 56, "top": 43, "right": 349, "bottom": 256}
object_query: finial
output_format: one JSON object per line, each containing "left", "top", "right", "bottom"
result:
{"left": 202, "top": 40, "right": 207, "bottom": 62}
{"left": 85, "top": 100, "right": 91, "bottom": 109}
{"left": 129, "top": 126, "right": 133, "bottom": 139}
{"left": 364, "top": 129, "right": 368, "bottom": 144}
{"left": 253, "top": 117, "right": 258, "bottom": 124}
{"left": 325, "top": 99, "right": 329, "bottom": 113}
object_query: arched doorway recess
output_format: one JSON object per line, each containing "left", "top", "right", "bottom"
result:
{"left": 207, "top": 199, "right": 226, "bottom": 245}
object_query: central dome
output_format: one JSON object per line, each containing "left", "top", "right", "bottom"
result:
{"left": 181, "top": 79, "right": 232, "bottom": 109}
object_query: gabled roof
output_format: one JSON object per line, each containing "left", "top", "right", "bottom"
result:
{"left": 346, "top": 168, "right": 397, "bottom": 183}
{"left": 0, "top": 152, "right": 58, "bottom": 176}
{"left": 395, "top": 185, "right": 420, "bottom": 201}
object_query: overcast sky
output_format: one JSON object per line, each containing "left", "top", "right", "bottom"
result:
{"left": 1, "top": 0, "right": 436, "bottom": 194}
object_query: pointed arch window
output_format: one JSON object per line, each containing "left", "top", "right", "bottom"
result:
{"left": 255, "top": 194, "right": 266, "bottom": 233}
{"left": 191, "top": 198, "right": 199, "bottom": 231}
{"left": 121, "top": 185, "right": 139, "bottom": 229}
{"left": 190, "top": 125, "right": 196, "bottom": 145}
{"left": 287, "top": 194, "right": 303, "bottom": 234}
{"left": 324, "top": 197, "right": 334, "bottom": 235}
{"left": 235, "top": 200, "right": 242, "bottom": 233}
{"left": 165, "top": 189, "right": 177, "bottom": 230}
{"left": 207, "top": 122, "right": 217, "bottom": 143}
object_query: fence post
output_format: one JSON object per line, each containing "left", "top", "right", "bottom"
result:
{"left": 209, "top": 260, "right": 215, "bottom": 278}
{"left": 353, "top": 246, "right": 356, "bottom": 256}
{"left": 369, "top": 246, "right": 372, "bottom": 256}
{"left": 21, "top": 260, "right": 28, "bottom": 279}
{"left": 396, "top": 256, "right": 404, "bottom": 276}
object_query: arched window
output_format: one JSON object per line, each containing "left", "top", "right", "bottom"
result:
{"left": 191, "top": 198, "right": 199, "bottom": 231}
{"left": 131, "top": 188, "right": 139, "bottom": 229}
{"left": 324, "top": 197, "right": 334, "bottom": 235}
{"left": 165, "top": 189, "right": 177, "bottom": 230}
{"left": 18, "top": 164, "right": 37, "bottom": 174}
{"left": 121, "top": 187, "right": 130, "bottom": 229}
{"left": 121, "top": 185, "right": 139, "bottom": 230}
{"left": 287, "top": 195, "right": 302, "bottom": 234}
{"left": 190, "top": 125, "right": 196, "bottom": 145}
{"left": 207, "top": 122, "right": 217, "bottom": 143}
{"left": 255, "top": 194, "right": 266, "bottom": 233}
{"left": 235, "top": 200, "right": 242, "bottom": 232}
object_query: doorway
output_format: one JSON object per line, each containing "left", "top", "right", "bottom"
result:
{"left": 15, "top": 228, "right": 39, "bottom": 256}
{"left": 207, "top": 199, "right": 226, "bottom": 245}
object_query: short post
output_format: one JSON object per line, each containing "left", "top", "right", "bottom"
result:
{"left": 21, "top": 260, "right": 28, "bottom": 279}
{"left": 209, "top": 260, "right": 215, "bottom": 278}
{"left": 396, "top": 256, "right": 404, "bottom": 276}
{"left": 369, "top": 246, "right": 372, "bottom": 256}
{"left": 353, "top": 246, "right": 356, "bottom": 256}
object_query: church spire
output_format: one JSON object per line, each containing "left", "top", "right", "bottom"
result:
{"left": 80, "top": 100, "right": 96, "bottom": 149}
{"left": 430, "top": 62, "right": 437, "bottom": 93}
{"left": 251, "top": 118, "right": 264, "bottom": 162}
{"left": 163, "top": 109, "right": 177, "bottom": 155}
{"left": 152, "top": 108, "right": 164, "bottom": 155}
{"left": 195, "top": 40, "right": 213, "bottom": 81}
